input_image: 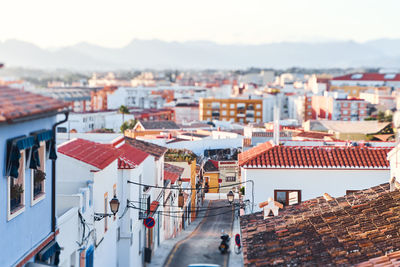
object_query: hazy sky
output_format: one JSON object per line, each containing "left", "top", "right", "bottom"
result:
{"left": 1, "top": 0, "right": 400, "bottom": 48}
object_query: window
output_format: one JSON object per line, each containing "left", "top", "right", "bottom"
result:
{"left": 222, "top": 103, "right": 227, "bottom": 108}
{"left": 360, "top": 110, "right": 364, "bottom": 114}
{"left": 343, "top": 103, "right": 348, "bottom": 107}
{"left": 343, "top": 110, "right": 348, "bottom": 115}
{"left": 104, "top": 193, "right": 108, "bottom": 232}
{"left": 31, "top": 141, "right": 46, "bottom": 205}
{"left": 8, "top": 150, "right": 26, "bottom": 220}
{"left": 274, "top": 190, "right": 301, "bottom": 206}
{"left": 256, "top": 104, "right": 262, "bottom": 109}
{"left": 230, "top": 104, "right": 235, "bottom": 109}
{"left": 230, "top": 110, "right": 235, "bottom": 116}
{"left": 222, "top": 110, "right": 227, "bottom": 115}
{"left": 206, "top": 110, "right": 211, "bottom": 115}
{"left": 256, "top": 112, "right": 261, "bottom": 116}
{"left": 226, "top": 176, "right": 236, "bottom": 182}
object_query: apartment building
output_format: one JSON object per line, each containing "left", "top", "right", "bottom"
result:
{"left": 199, "top": 98, "right": 273, "bottom": 123}
{"left": 312, "top": 94, "right": 368, "bottom": 121}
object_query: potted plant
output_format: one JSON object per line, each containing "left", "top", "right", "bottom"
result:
{"left": 10, "top": 184, "right": 24, "bottom": 209}
{"left": 34, "top": 169, "right": 45, "bottom": 195}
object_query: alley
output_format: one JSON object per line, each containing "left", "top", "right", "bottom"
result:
{"left": 164, "top": 200, "right": 235, "bottom": 267}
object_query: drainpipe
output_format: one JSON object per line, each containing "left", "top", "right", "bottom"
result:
{"left": 51, "top": 111, "right": 69, "bottom": 233}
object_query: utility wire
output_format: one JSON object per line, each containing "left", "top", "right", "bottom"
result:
{"left": 127, "top": 204, "right": 240, "bottom": 214}
{"left": 127, "top": 180, "right": 247, "bottom": 190}
{"left": 127, "top": 199, "right": 238, "bottom": 210}
{"left": 128, "top": 204, "right": 240, "bottom": 218}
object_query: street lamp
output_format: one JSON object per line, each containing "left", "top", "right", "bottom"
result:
{"left": 94, "top": 195, "right": 120, "bottom": 221}
{"left": 227, "top": 190, "right": 234, "bottom": 204}
{"left": 110, "top": 195, "right": 120, "bottom": 215}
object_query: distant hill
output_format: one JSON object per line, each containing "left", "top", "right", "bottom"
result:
{"left": 0, "top": 38, "right": 399, "bottom": 70}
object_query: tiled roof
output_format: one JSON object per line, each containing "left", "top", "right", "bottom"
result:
{"left": 238, "top": 141, "right": 273, "bottom": 166}
{"left": 58, "top": 138, "right": 121, "bottom": 170}
{"left": 357, "top": 251, "right": 400, "bottom": 266}
{"left": 294, "top": 131, "right": 333, "bottom": 139}
{"left": 164, "top": 163, "right": 184, "bottom": 184}
{"left": 125, "top": 137, "right": 167, "bottom": 160}
{"left": 240, "top": 183, "right": 400, "bottom": 266}
{"left": 307, "top": 120, "right": 390, "bottom": 134}
{"left": 332, "top": 73, "right": 400, "bottom": 81}
{"left": 117, "top": 143, "right": 149, "bottom": 169}
{"left": 138, "top": 120, "right": 180, "bottom": 130}
{"left": 150, "top": 201, "right": 159, "bottom": 216}
{"left": 203, "top": 160, "right": 219, "bottom": 172}
{"left": 239, "top": 143, "right": 391, "bottom": 169}
{"left": 0, "top": 86, "right": 68, "bottom": 122}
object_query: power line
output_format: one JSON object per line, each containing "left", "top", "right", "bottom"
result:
{"left": 127, "top": 199, "right": 237, "bottom": 210}
{"left": 127, "top": 180, "right": 246, "bottom": 190}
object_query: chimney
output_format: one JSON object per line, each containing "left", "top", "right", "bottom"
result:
{"left": 323, "top": 193, "right": 333, "bottom": 201}
{"left": 259, "top": 197, "right": 283, "bottom": 219}
{"left": 389, "top": 176, "right": 400, "bottom": 192}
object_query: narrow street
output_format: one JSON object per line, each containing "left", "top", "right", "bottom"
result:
{"left": 164, "top": 200, "right": 235, "bottom": 267}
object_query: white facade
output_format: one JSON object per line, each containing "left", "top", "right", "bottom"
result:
{"left": 107, "top": 87, "right": 165, "bottom": 110}
{"left": 57, "top": 153, "right": 120, "bottom": 267}
{"left": 56, "top": 111, "right": 134, "bottom": 133}
{"left": 242, "top": 168, "right": 390, "bottom": 213}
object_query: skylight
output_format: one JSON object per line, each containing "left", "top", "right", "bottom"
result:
{"left": 384, "top": 73, "right": 396, "bottom": 79}
{"left": 351, "top": 74, "right": 363, "bottom": 79}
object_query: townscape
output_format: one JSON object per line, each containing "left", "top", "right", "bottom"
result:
{"left": 2, "top": 1, "right": 400, "bottom": 266}
{"left": 2, "top": 64, "right": 400, "bottom": 267}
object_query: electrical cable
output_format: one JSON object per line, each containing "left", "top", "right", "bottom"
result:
{"left": 127, "top": 203, "right": 243, "bottom": 217}
{"left": 127, "top": 199, "right": 238, "bottom": 210}
{"left": 127, "top": 180, "right": 247, "bottom": 190}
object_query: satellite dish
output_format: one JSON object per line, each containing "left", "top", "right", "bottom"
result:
{"left": 394, "top": 111, "right": 400, "bottom": 129}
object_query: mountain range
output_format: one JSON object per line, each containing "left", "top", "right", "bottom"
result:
{"left": 0, "top": 39, "right": 400, "bottom": 70}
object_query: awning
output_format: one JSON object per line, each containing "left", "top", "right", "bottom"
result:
{"left": 37, "top": 241, "right": 61, "bottom": 262}
{"left": 35, "top": 129, "right": 53, "bottom": 142}
{"left": 6, "top": 135, "right": 35, "bottom": 178}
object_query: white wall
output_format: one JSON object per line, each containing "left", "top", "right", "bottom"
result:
{"left": 242, "top": 168, "right": 390, "bottom": 213}
{"left": 57, "top": 207, "right": 80, "bottom": 267}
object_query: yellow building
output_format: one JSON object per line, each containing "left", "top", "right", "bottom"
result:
{"left": 203, "top": 160, "right": 220, "bottom": 193}
{"left": 199, "top": 98, "right": 263, "bottom": 123}
{"left": 164, "top": 149, "right": 198, "bottom": 221}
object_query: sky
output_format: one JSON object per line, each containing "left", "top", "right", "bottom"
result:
{"left": 1, "top": 0, "right": 400, "bottom": 48}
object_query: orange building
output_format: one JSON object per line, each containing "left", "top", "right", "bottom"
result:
{"left": 199, "top": 98, "right": 264, "bottom": 123}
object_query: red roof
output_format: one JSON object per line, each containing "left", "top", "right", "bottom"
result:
{"left": 58, "top": 138, "right": 121, "bottom": 170}
{"left": 117, "top": 143, "right": 149, "bottom": 169}
{"left": 332, "top": 73, "right": 400, "bottom": 82}
{"left": 238, "top": 141, "right": 274, "bottom": 166}
{"left": 239, "top": 143, "right": 391, "bottom": 169}
{"left": 0, "top": 86, "right": 68, "bottom": 122}
{"left": 150, "top": 201, "right": 159, "bottom": 215}
{"left": 164, "top": 163, "right": 184, "bottom": 184}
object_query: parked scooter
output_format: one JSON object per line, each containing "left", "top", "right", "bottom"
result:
{"left": 218, "top": 230, "right": 230, "bottom": 254}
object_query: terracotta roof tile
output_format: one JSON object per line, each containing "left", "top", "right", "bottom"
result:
{"left": 239, "top": 143, "right": 392, "bottom": 169}
{"left": 0, "top": 86, "right": 68, "bottom": 122}
{"left": 58, "top": 138, "right": 121, "bottom": 170}
{"left": 240, "top": 183, "right": 400, "bottom": 266}
{"left": 125, "top": 137, "right": 167, "bottom": 160}
{"left": 164, "top": 163, "right": 184, "bottom": 184}
{"left": 117, "top": 143, "right": 149, "bottom": 169}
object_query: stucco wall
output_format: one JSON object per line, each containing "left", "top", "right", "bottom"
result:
{"left": 0, "top": 116, "right": 56, "bottom": 266}
{"left": 242, "top": 168, "right": 390, "bottom": 213}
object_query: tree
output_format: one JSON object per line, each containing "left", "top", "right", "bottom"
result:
{"left": 118, "top": 105, "right": 130, "bottom": 123}
{"left": 120, "top": 119, "right": 137, "bottom": 133}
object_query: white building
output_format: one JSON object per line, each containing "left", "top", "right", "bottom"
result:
{"left": 239, "top": 141, "right": 392, "bottom": 213}
{"left": 57, "top": 138, "right": 121, "bottom": 267}
{"left": 56, "top": 111, "right": 134, "bottom": 133}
